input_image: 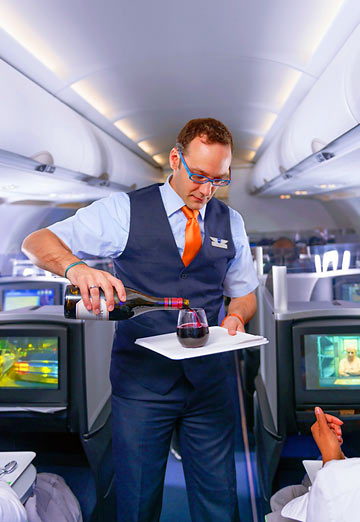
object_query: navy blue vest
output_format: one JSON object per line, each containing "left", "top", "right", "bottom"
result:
{"left": 110, "top": 184, "right": 235, "bottom": 395}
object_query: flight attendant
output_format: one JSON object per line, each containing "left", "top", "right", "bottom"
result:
{"left": 22, "top": 118, "right": 258, "bottom": 522}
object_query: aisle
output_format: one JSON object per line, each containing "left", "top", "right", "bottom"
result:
{"left": 160, "top": 449, "right": 256, "bottom": 522}
{"left": 160, "top": 352, "right": 261, "bottom": 522}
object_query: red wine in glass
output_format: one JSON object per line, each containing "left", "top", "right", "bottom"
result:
{"left": 177, "top": 308, "right": 209, "bottom": 348}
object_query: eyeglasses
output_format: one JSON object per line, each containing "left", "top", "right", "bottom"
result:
{"left": 177, "top": 149, "right": 231, "bottom": 186}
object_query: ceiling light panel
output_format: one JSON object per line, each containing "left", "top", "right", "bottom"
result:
{"left": 232, "top": 150, "right": 256, "bottom": 163}
{"left": 113, "top": 119, "right": 139, "bottom": 141}
{"left": 152, "top": 154, "right": 168, "bottom": 166}
{"left": 137, "top": 140, "right": 156, "bottom": 155}
{"left": 0, "top": 3, "right": 66, "bottom": 76}
{"left": 70, "top": 82, "right": 113, "bottom": 118}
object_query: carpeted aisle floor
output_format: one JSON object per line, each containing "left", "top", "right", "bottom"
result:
{"left": 160, "top": 448, "right": 256, "bottom": 522}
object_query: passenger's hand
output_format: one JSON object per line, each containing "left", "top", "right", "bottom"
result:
{"left": 67, "top": 264, "right": 126, "bottom": 314}
{"left": 222, "top": 315, "right": 245, "bottom": 336}
{"left": 324, "top": 412, "right": 344, "bottom": 444}
{"left": 311, "top": 407, "right": 345, "bottom": 464}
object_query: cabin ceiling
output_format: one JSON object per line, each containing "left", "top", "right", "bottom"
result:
{"left": 0, "top": 0, "right": 358, "bottom": 171}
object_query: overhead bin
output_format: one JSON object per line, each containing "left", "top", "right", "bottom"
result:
{"left": 279, "top": 25, "right": 360, "bottom": 171}
{"left": 251, "top": 25, "right": 360, "bottom": 190}
{"left": 248, "top": 135, "right": 282, "bottom": 193}
{"left": 0, "top": 60, "right": 160, "bottom": 188}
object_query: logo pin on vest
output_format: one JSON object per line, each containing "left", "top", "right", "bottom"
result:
{"left": 210, "top": 237, "right": 228, "bottom": 249}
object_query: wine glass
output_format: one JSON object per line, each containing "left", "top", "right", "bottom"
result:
{"left": 176, "top": 308, "right": 209, "bottom": 348}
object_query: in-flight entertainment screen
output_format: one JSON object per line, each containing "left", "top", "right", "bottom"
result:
{"left": 0, "top": 336, "right": 58, "bottom": 389}
{"left": 340, "top": 283, "right": 360, "bottom": 303}
{"left": 303, "top": 334, "right": 360, "bottom": 390}
{"left": 3, "top": 288, "right": 55, "bottom": 311}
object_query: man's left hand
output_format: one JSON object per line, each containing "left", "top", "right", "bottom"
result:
{"left": 222, "top": 315, "right": 245, "bottom": 336}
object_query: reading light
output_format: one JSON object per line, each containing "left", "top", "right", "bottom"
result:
{"left": 318, "top": 184, "right": 338, "bottom": 190}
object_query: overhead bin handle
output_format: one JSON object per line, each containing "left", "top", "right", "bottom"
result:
{"left": 35, "top": 163, "right": 56, "bottom": 173}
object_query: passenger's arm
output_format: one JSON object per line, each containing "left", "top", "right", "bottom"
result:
{"left": 222, "top": 291, "right": 257, "bottom": 335}
{"left": 22, "top": 229, "right": 126, "bottom": 312}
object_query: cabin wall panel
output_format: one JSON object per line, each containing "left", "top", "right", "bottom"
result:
{"left": 0, "top": 205, "right": 75, "bottom": 275}
{"left": 230, "top": 168, "right": 338, "bottom": 235}
{"left": 322, "top": 198, "right": 360, "bottom": 236}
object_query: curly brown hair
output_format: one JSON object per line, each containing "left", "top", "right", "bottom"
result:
{"left": 176, "top": 118, "right": 233, "bottom": 153}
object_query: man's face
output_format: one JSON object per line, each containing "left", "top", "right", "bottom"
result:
{"left": 169, "top": 136, "right": 232, "bottom": 211}
{"left": 347, "top": 348, "right": 356, "bottom": 362}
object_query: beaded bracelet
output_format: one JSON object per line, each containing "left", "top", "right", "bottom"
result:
{"left": 64, "top": 261, "right": 87, "bottom": 279}
{"left": 221, "top": 313, "right": 245, "bottom": 328}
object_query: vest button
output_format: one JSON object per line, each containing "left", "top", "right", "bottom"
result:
{"left": 181, "top": 273, "right": 188, "bottom": 279}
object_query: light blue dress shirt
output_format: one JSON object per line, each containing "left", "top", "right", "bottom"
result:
{"left": 48, "top": 177, "right": 258, "bottom": 297}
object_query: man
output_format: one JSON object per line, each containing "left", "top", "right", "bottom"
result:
{"left": 22, "top": 118, "right": 258, "bottom": 521}
{"left": 338, "top": 345, "right": 360, "bottom": 377}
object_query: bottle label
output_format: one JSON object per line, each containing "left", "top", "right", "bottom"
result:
{"left": 165, "top": 298, "right": 182, "bottom": 308}
{"left": 75, "top": 298, "right": 109, "bottom": 320}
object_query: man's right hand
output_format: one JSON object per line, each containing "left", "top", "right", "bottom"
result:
{"left": 311, "top": 407, "right": 345, "bottom": 464}
{"left": 67, "top": 264, "right": 126, "bottom": 314}
{"left": 22, "top": 229, "right": 126, "bottom": 313}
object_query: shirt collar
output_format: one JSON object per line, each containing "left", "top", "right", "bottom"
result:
{"left": 159, "top": 175, "right": 207, "bottom": 220}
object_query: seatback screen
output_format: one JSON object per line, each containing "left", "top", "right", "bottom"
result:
{"left": 340, "top": 283, "right": 360, "bottom": 302}
{"left": 303, "top": 334, "right": 360, "bottom": 389}
{"left": 3, "top": 289, "right": 55, "bottom": 311}
{"left": 0, "top": 336, "right": 58, "bottom": 389}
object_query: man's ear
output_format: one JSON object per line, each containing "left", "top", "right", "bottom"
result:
{"left": 169, "top": 148, "right": 180, "bottom": 171}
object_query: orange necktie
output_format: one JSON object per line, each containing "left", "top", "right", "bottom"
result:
{"left": 182, "top": 206, "right": 202, "bottom": 266}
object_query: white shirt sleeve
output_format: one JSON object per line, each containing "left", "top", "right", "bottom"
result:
{"left": 48, "top": 192, "right": 130, "bottom": 259}
{"left": 305, "top": 458, "right": 360, "bottom": 522}
{"left": 223, "top": 207, "right": 258, "bottom": 297}
{"left": 280, "top": 490, "right": 309, "bottom": 521}
{"left": 0, "top": 482, "right": 27, "bottom": 522}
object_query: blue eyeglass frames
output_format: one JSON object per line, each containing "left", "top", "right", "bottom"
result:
{"left": 177, "top": 149, "right": 231, "bottom": 186}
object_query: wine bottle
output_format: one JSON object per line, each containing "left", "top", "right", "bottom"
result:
{"left": 64, "top": 285, "right": 190, "bottom": 320}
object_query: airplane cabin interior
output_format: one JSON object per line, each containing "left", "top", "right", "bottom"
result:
{"left": 1, "top": 1, "right": 360, "bottom": 521}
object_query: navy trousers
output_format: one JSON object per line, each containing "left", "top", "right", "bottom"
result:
{"left": 111, "top": 374, "right": 240, "bottom": 522}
